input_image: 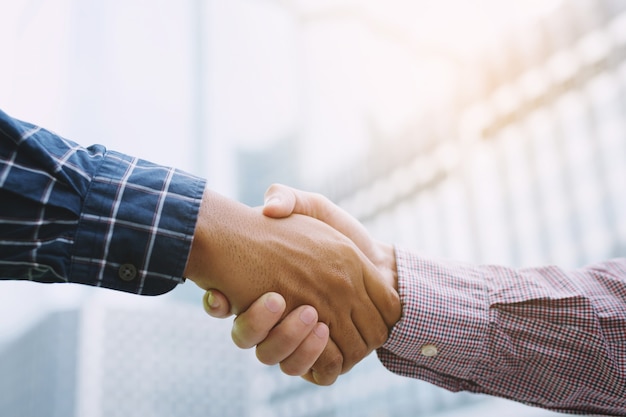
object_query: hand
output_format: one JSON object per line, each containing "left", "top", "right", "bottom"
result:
{"left": 185, "top": 188, "right": 398, "bottom": 384}
{"left": 263, "top": 184, "right": 398, "bottom": 293}
{"left": 203, "top": 184, "right": 400, "bottom": 383}
{"left": 204, "top": 290, "right": 330, "bottom": 377}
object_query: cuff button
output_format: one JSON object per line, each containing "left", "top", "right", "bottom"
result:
{"left": 421, "top": 344, "right": 438, "bottom": 357}
{"left": 118, "top": 264, "right": 138, "bottom": 281}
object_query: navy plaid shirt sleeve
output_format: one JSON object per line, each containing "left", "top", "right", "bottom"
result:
{"left": 0, "top": 109, "right": 206, "bottom": 295}
{"left": 378, "top": 248, "right": 626, "bottom": 415}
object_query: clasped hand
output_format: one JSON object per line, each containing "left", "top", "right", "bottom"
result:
{"left": 185, "top": 185, "right": 400, "bottom": 385}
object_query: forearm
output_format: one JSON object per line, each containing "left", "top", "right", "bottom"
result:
{"left": 378, "top": 249, "right": 626, "bottom": 415}
{"left": 184, "top": 188, "right": 263, "bottom": 307}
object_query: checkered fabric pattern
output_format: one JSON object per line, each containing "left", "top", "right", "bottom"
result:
{"left": 378, "top": 248, "right": 626, "bottom": 415}
{"left": 0, "top": 110, "right": 205, "bottom": 295}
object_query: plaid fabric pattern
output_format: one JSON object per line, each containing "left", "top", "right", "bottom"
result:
{"left": 378, "top": 248, "right": 626, "bottom": 415}
{"left": 0, "top": 110, "right": 205, "bottom": 295}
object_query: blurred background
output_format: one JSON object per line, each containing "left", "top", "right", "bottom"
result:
{"left": 0, "top": 0, "right": 624, "bottom": 416}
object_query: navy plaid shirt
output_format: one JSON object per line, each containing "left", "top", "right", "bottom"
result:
{"left": 0, "top": 110, "right": 205, "bottom": 295}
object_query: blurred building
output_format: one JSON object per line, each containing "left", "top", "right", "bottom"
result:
{"left": 237, "top": 136, "right": 301, "bottom": 206}
{"left": 249, "top": 356, "right": 481, "bottom": 417}
{"left": 242, "top": 1, "right": 625, "bottom": 417}
{"left": 315, "top": 0, "right": 626, "bottom": 269}
{"left": 0, "top": 311, "right": 79, "bottom": 417}
{"left": 0, "top": 302, "right": 561, "bottom": 417}
{"left": 0, "top": 301, "right": 257, "bottom": 417}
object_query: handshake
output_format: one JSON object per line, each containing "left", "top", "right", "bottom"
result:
{"left": 183, "top": 184, "right": 401, "bottom": 385}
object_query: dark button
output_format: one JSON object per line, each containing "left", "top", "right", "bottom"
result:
{"left": 118, "top": 263, "right": 137, "bottom": 281}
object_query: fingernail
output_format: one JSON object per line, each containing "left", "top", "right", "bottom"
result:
{"left": 264, "top": 196, "right": 280, "bottom": 206}
{"left": 311, "top": 370, "right": 321, "bottom": 385}
{"left": 299, "top": 307, "right": 316, "bottom": 325}
{"left": 313, "top": 323, "right": 329, "bottom": 339}
{"left": 264, "top": 294, "right": 282, "bottom": 313}
{"left": 206, "top": 291, "right": 220, "bottom": 309}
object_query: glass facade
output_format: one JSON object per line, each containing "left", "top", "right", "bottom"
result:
{"left": 322, "top": 1, "right": 626, "bottom": 272}
{"left": 0, "top": 302, "right": 259, "bottom": 417}
{"left": 0, "top": 311, "right": 78, "bottom": 417}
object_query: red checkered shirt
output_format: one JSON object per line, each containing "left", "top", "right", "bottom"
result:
{"left": 378, "top": 248, "right": 626, "bottom": 415}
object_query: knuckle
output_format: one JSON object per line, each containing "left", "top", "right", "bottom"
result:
{"left": 231, "top": 319, "right": 256, "bottom": 349}
{"left": 343, "top": 344, "right": 369, "bottom": 370}
{"left": 231, "top": 332, "right": 249, "bottom": 349}
{"left": 317, "top": 352, "right": 343, "bottom": 375}
{"left": 265, "top": 183, "right": 281, "bottom": 195}
{"left": 313, "top": 372, "right": 338, "bottom": 386}
{"left": 279, "top": 362, "right": 303, "bottom": 377}
{"left": 373, "top": 325, "right": 390, "bottom": 347}
{"left": 256, "top": 348, "right": 278, "bottom": 366}
{"left": 310, "top": 192, "right": 330, "bottom": 209}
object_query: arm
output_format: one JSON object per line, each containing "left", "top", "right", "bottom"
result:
{"left": 380, "top": 253, "right": 626, "bottom": 415}
{"left": 204, "top": 291, "right": 330, "bottom": 378}
{"left": 0, "top": 110, "right": 396, "bottom": 386}
{"left": 217, "top": 184, "right": 626, "bottom": 415}
{"left": 0, "top": 109, "right": 203, "bottom": 295}
{"left": 184, "top": 187, "right": 399, "bottom": 384}
{"left": 204, "top": 183, "right": 399, "bottom": 383}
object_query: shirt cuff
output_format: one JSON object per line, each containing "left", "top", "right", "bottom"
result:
{"left": 70, "top": 150, "right": 206, "bottom": 295}
{"left": 377, "top": 247, "right": 489, "bottom": 392}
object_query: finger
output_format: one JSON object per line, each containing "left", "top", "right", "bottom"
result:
{"left": 361, "top": 253, "right": 402, "bottom": 329}
{"left": 264, "top": 184, "right": 379, "bottom": 261}
{"left": 262, "top": 183, "right": 296, "bottom": 218}
{"left": 202, "top": 289, "right": 232, "bottom": 318}
{"left": 277, "top": 322, "right": 329, "bottom": 376}
{"left": 256, "top": 305, "right": 320, "bottom": 366}
{"left": 263, "top": 184, "right": 398, "bottom": 368}
{"left": 231, "top": 292, "right": 286, "bottom": 349}
{"left": 301, "top": 337, "right": 343, "bottom": 386}
{"left": 263, "top": 183, "right": 322, "bottom": 220}
{"left": 344, "top": 302, "right": 384, "bottom": 371}
{"left": 319, "top": 253, "right": 393, "bottom": 372}
{"left": 327, "top": 309, "right": 371, "bottom": 374}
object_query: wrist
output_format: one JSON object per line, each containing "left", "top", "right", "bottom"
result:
{"left": 185, "top": 187, "right": 238, "bottom": 289}
{"left": 183, "top": 188, "right": 265, "bottom": 313}
{"left": 377, "top": 241, "right": 398, "bottom": 293}
{"left": 375, "top": 241, "right": 401, "bottom": 330}
{"left": 183, "top": 188, "right": 211, "bottom": 285}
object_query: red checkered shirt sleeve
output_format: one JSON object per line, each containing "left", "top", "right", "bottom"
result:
{"left": 377, "top": 248, "right": 626, "bottom": 415}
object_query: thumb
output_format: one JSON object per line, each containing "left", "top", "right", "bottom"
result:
{"left": 264, "top": 184, "right": 379, "bottom": 262}
{"left": 262, "top": 183, "right": 297, "bottom": 218}
{"left": 203, "top": 289, "right": 233, "bottom": 318}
